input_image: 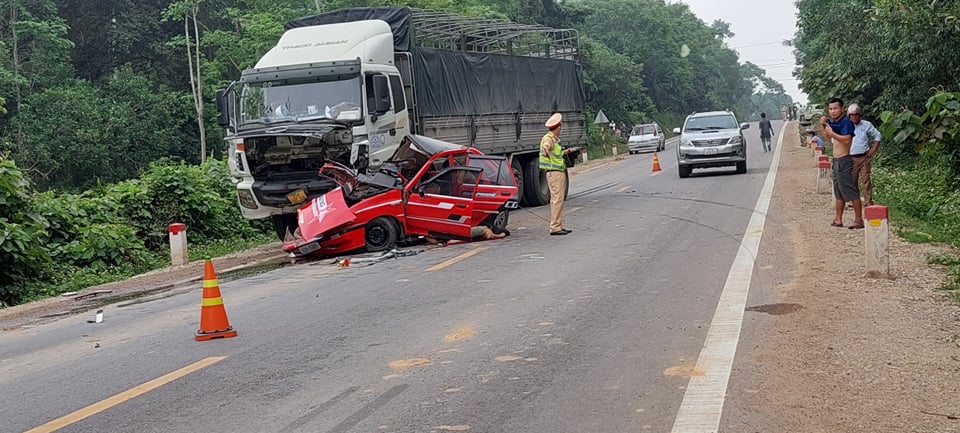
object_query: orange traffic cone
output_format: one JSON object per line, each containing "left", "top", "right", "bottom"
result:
{"left": 652, "top": 152, "right": 662, "bottom": 172}
{"left": 195, "top": 260, "right": 237, "bottom": 341}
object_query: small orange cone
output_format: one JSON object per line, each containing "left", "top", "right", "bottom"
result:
{"left": 652, "top": 152, "right": 662, "bottom": 172}
{"left": 195, "top": 260, "right": 237, "bottom": 341}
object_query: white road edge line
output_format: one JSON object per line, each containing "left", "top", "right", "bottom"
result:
{"left": 670, "top": 121, "right": 789, "bottom": 433}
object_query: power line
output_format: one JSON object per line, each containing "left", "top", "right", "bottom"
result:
{"left": 732, "top": 40, "right": 788, "bottom": 49}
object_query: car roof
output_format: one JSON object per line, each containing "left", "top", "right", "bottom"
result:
{"left": 407, "top": 134, "right": 468, "bottom": 155}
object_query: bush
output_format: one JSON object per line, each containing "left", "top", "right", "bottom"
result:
{"left": 0, "top": 154, "right": 268, "bottom": 306}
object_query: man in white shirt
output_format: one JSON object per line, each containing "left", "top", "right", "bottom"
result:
{"left": 847, "top": 104, "right": 882, "bottom": 206}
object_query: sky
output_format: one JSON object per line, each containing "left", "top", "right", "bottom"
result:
{"left": 677, "top": 0, "right": 807, "bottom": 104}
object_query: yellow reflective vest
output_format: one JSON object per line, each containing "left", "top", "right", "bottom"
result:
{"left": 539, "top": 132, "right": 565, "bottom": 171}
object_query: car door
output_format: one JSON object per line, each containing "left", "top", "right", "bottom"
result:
{"left": 466, "top": 155, "right": 519, "bottom": 221}
{"left": 405, "top": 167, "right": 481, "bottom": 241}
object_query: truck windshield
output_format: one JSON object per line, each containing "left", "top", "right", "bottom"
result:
{"left": 239, "top": 77, "right": 363, "bottom": 126}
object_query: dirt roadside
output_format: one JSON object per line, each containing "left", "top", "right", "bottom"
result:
{"left": 0, "top": 154, "right": 620, "bottom": 331}
{"left": 728, "top": 124, "right": 960, "bottom": 432}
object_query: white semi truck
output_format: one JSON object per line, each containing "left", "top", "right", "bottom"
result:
{"left": 216, "top": 7, "right": 587, "bottom": 240}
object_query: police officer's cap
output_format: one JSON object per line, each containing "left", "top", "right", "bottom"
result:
{"left": 545, "top": 113, "right": 562, "bottom": 129}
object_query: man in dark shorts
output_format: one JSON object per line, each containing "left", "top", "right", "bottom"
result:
{"left": 819, "top": 97, "right": 864, "bottom": 229}
{"left": 758, "top": 112, "right": 774, "bottom": 152}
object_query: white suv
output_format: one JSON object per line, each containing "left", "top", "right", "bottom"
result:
{"left": 673, "top": 111, "right": 749, "bottom": 178}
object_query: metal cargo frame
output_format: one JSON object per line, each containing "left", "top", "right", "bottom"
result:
{"left": 409, "top": 9, "right": 580, "bottom": 61}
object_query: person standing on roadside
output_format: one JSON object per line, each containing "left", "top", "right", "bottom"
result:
{"left": 758, "top": 112, "right": 774, "bottom": 152}
{"left": 820, "top": 97, "right": 864, "bottom": 229}
{"left": 540, "top": 113, "right": 578, "bottom": 236}
{"left": 847, "top": 104, "right": 882, "bottom": 206}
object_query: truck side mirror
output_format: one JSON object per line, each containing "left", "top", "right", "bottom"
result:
{"left": 672, "top": 127, "right": 681, "bottom": 134}
{"left": 215, "top": 88, "right": 230, "bottom": 128}
{"left": 373, "top": 75, "right": 391, "bottom": 115}
{"left": 417, "top": 184, "right": 425, "bottom": 197}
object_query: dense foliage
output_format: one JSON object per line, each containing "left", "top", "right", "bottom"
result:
{"left": 0, "top": 154, "right": 265, "bottom": 306}
{"left": 795, "top": 0, "right": 960, "bottom": 289}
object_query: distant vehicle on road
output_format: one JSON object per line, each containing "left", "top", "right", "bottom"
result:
{"left": 673, "top": 111, "right": 750, "bottom": 178}
{"left": 283, "top": 135, "right": 519, "bottom": 257}
{"left": 627, "top": 123, "right": 666, "bottom": 153}
{"left": 799, "top": 103, "right": 824, "bottom": 124}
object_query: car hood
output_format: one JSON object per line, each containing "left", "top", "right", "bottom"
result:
{"left": 296, "top": 188, "right": 356, "bottom": 241}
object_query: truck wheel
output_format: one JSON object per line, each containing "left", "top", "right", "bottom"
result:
{"left": 523, "top": 158, "right": 550, "bottom": 206}
{"left": 271, "top": 214, "right": 298, "bottom": 241}
{"left": 736, "top": 161, "right": 747, "bottom": 174}
{"left": 364, "top": 217, "right": 398, "bottom": 252}
{"left": 678, "top": 165, "right": 692, "bottom": 178}
{"left": 511, "top": 158, "right": 526, "bottom": 205}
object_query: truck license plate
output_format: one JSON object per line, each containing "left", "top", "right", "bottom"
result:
{"left": 296, "top": 242, "right": 320, "bottom": 255}
{"left": 287, "top": 189, "right": 308, "bottom": 204}
{"left": 705, "top": 148, "right": 719, "bottom": 155}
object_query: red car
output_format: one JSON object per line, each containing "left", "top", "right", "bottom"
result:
{"left": 283, "top": 135, "right": 519, "bottom": 257}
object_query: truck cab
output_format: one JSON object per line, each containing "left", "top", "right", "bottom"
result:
{"left": 217, "top": 20, "right": 411, "bottom": 239}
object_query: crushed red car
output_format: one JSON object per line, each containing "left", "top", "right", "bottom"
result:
{"left": 283, "top": 135, "right": 519, "bottom": 257}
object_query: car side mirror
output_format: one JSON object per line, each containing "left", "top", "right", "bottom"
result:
{"left": 672, "top": 127, "right": 681, "bottom": 134}
{"left": 740, "top": 123, "right": 750, "bottom": 130}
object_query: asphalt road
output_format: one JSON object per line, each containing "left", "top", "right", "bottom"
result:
{"left": 1, "top": 121, "right": 785, "bottom": 433}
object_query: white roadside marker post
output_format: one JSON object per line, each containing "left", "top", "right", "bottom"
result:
{"left": 168, "top": 223, "right": 188, "bottom": 266}
{"left": 864, "top": 205, "right": 890, "bottom": 278}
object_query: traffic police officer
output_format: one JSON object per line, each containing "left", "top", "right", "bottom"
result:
{"left": 540, "top": 113, "right": 578, "bottom": 235}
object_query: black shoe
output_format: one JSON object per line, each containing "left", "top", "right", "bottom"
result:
{"left": 560, "top": 228, "right": 572, "bottom": 234}
{"left": 550, "top": 231, "right": 568, "bottom": 236}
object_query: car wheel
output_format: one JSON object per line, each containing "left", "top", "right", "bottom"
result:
{"left": 482, "top": 210, "right": 510, "bottom": 231}
{"left": 736, "top": 161, "right": 747, "bottom": 174}
{"left": 678, "top": 165, "right": 692, "bottom": 178}
{"left": 364, "top": 217, "right": 398, "bottom": 252}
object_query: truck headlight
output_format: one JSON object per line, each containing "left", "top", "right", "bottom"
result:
{"left": 728, "top": 135, "right": 743, "bottom": 145}
{"left": 237, "top": 189, "right": 258, "bottom": 210}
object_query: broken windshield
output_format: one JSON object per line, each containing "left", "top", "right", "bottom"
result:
{"left": 239, "top": 77, "right": 363, "bottom": 127}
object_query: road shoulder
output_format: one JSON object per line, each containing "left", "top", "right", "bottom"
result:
{"left": 724, "top": 123, "right": 960, "bottom": 432}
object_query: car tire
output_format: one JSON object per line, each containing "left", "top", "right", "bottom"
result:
{"left": 678, "top": 165, "right": 692, "bottom": 178}
{"left": 482, "top": 210, "right": 510, "bottom": 231}
{"left": 364, "top": 217, "right": 398, "bottom": 252}
{"left": 736, "top": 161, "right": 747, "bottom": 174}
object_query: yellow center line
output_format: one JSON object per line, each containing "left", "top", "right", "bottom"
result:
{"left": 426, "top": 247, "right": 486, "bottom": 272}
{"left": 617, "top": 185, "right": 631, "bottom": 193}
{"left": 25, "top": 356, "right": 227, "bottom": 433}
